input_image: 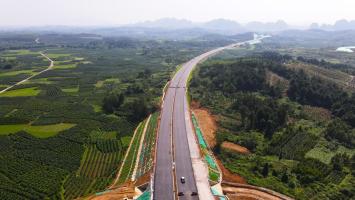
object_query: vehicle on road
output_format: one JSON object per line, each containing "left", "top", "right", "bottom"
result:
{"left": 181, "top": 176, "right": 185, "bottom": 183}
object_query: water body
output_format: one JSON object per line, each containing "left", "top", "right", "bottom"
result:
{"left": 336, "top": 46, "right": 355, "bottom": 53}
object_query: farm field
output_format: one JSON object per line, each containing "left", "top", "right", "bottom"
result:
{"left": 1, "top": 33, "right": 228, "bottom": 199}
{"left": 0, "top": 87, "right": 41, "bottom": 97}
{"left": 4, "top": 3, "right": 355, "bottom": 200}
{"left": 0, "top": 123, "right": 76, "bottom": 138}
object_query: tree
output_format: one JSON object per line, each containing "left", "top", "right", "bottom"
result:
{"left": 281, "top": 171, "right": 289, "bottom": 183}
{"left": 262, "top": 163, "right": 269, "bottom": 177}
{"left": 102, "top": 93, "right": 125, "bottom": 114}
{"left": 331, "top": 153, "right": 350, "bottom": 171}
{"left": 231, "top": 93, "right": 288, "bottom": 137}
{"left": 325, "top": 119, "right": 355, "bottom": 148}
{"left": 351, "top": 155, "right": 355, "bottom": 175}
{"left": 124, "top": 99, "right": 149, "bottom": 122}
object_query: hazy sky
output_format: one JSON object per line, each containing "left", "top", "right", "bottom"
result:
{"left": 1, "top": 0, "right": 355, "bottom": 26}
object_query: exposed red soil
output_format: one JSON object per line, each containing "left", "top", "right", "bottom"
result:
{"left": 215, "top": 157, "right": 247, "bottom": 184}
{"left": 191, "top": 103, "right": 217, "bottom": 148}
{"left": 221, "top": 141, "right": 251, "bottom": 154}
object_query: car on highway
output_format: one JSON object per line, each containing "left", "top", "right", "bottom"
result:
{"left": 180, "top": 176, "right": 185, "bottom": 183}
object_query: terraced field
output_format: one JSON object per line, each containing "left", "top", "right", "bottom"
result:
{"left": 62, "top": 131, "right": 125, "bottom": 199}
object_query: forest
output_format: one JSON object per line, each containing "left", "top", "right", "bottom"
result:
{"left": 190, "top": 52, "right": 355, "bottom": 199}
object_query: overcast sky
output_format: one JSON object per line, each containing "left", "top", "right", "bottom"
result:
{"left": 1, "top": 0, "right": 355, "bottom": 26}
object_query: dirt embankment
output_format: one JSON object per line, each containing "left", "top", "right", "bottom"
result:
{"left": 191, "top": 102, "right": 246, "bottom": 183}
{"left": 88, "top": 182, "right": 135, "bottom": 200}
{"left": 223, "top": 182, "right": 293, "bottom": 200}
{"left": 191, "top": 104, "right": 217, "bottom": 148}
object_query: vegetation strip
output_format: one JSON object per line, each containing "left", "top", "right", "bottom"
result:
{"left": 132, "top": 114, "right": 152, "bottom": 180}
{"left": 110, "top": 122, "right": 143, "bottom": 187}
{"left": 111, "top": 119, "right": 148, "bottom": 186}
{"left": 136, "top": 112, "right": 160, "bottom": 178}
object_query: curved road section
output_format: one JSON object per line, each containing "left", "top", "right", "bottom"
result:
{"left": 154, "top": 35, "right": 267, "bottom": 200}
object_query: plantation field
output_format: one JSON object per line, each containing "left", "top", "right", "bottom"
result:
{"left": 46, "top": 53, "right": 71, "bottom": 59}
{"left": 53, "top": 64, "right": 77, "bottom": 69}
{"left": 0, "top": 33, "right": 238, "bottom": 199}
{"left": 0, "top": 69, "right": 35, "bottom": 77}
{"left": 95, "top": 78, "right": 120, "bottom": 88}
{"left": 78, "top": 145, "right": 122, "bottom": 178}
{"left": 285, "top": 61, "right": 351, "bottom": 87}
{"left": 0, "top": 123, "right": 76, "bottom": 138}
{"left": 305, "top": 139, "right": 355, "bottom": 164}
{"left": 4, "top": 49, "right": 39, "bottom": 55}
{"left": 62, "top": 86, "right": 79, "bottom": 93}
{"left": 0, "top": 87, "right": 41, "bottom": 97}
{"left": 24, "top": 77, "right": 54, "bottom": 85}
{"left": 62, "top": 130, "right": 125, "bottom": 199}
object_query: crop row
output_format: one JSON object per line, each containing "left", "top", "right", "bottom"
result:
{"left": 136, "top": 112, "right": 159, "bottom": 178}
{"left": 78, "top": 145, "right": 122, "bottom": 178}
{"left": 117, "top": 120, "right": 146, "bottom": 184}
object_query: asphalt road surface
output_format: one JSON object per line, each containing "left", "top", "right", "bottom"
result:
{"left": 153, "top": 36, "right": 264, "bottom": 200}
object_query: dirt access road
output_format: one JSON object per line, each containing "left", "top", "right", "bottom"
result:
{"left": 0, "top": 52, "right": 54, "bottom": 94}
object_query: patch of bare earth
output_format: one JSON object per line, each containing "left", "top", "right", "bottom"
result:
{"left": 224, "top": 187, "right": 284, "bottom": 200}
{"left": 216, "top": 158, "right": 246, "bottom": 184}
{"left": 223, "top": 182, "right": 293, "bottom": 200}
{"left": 89, "top": 182, "right": 135, "bottom": 200}
{"left": 221, "top": 141, "right": 251, "bottom": 154}
{"left": 191, "top": 102, "right": 246, "bottom": 183}
{"left": 191, "top": 104, "right": 217, "bottom": 148}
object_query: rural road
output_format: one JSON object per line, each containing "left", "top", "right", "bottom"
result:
{"left": 153, "top": 34, "right": 268, "bottom": 200}
{"left": 0, "top": 52, "right": 54, "bottom": 94}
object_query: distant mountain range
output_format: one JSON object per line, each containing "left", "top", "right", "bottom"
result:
{"left": 2, "top": 18, "right": 355, "bottom": 39}
{"left": 127, "top": 18, "right": 290, "bottom": 34}
{"left": 310, "top": 19, "right": 355, "bottom": 31}
{"left": 129, "top": 18, "right": 355, "bottom": 33}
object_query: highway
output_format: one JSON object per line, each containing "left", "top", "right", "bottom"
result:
{"left": 153, "top": 35, "right": 267, "bottom": 200}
